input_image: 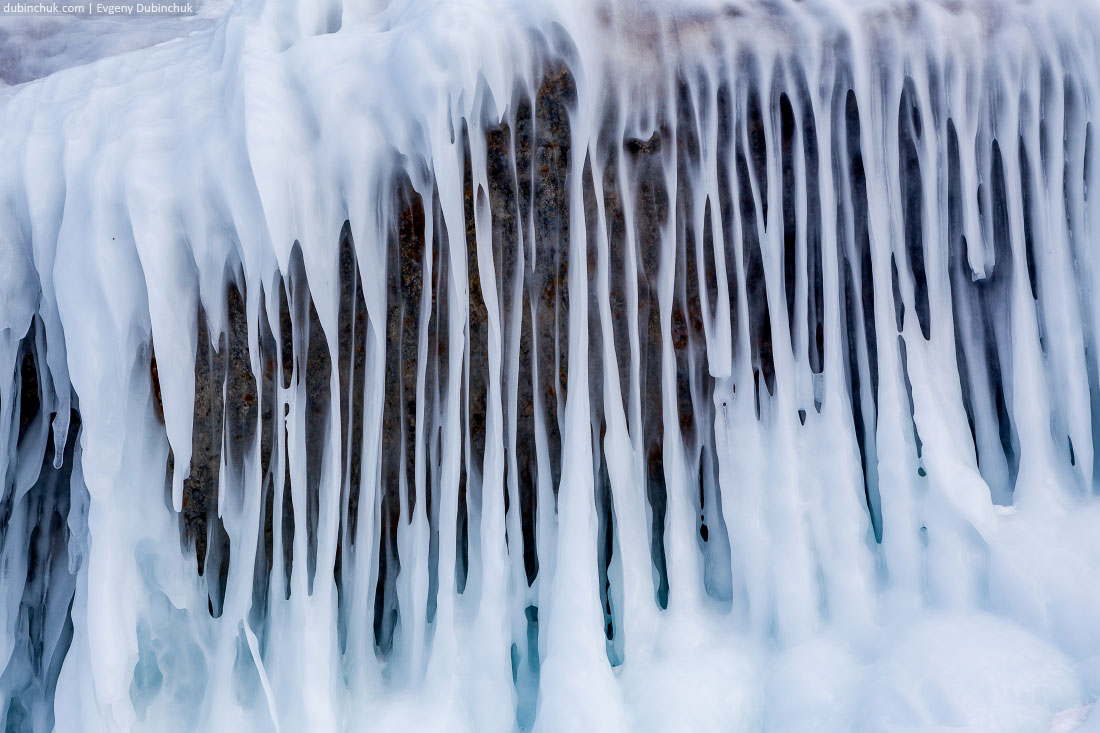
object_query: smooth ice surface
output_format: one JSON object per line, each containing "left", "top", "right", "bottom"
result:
{"left": 0, "top": 0, "right": 232, "bottom": 85}
{"left": 3, "top": 0, "right": 1100, "bottom": 730}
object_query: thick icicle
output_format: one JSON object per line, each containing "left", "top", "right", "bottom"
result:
{"left": 3, "top": 0, "right": 1100, "bottom": 730}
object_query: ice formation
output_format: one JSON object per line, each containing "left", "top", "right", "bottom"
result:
{"left": 3, "top": 0, "right": 1100, "bottom": 729}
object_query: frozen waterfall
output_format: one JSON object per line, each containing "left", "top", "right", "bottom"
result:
{"left": 3, "top": 0, "right": 1100, "bottom": 729}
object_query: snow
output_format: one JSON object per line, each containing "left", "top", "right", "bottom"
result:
{"left": 1, "top": 0, "right": 1100, "bottom": 729}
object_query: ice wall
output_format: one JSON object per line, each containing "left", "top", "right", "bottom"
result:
{"left": 3, "top": 0, "right": 1100, "bottom": 730}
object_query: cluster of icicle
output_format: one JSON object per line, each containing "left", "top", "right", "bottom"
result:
{"left": 4, "top": 0, "right": 1100, "bottom": 730}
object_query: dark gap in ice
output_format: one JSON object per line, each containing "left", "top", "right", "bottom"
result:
{"left": 716, "top": 76, "right": 742, "bottom": 364}
{"left": 898, "top": 335, "right": 923, "bottom": 460}
{"left": 780, "top": 90, "right": 798, "bottom": 348}
{"left": 1018, "top": 136, "right": 1040, "bottom": 303}
{"left": 838, "top": 84, "right": 881, "bottom": 542}
{"left": 946, "top": 119, "right": 982, "bottom": 468}
{"left": 746, "top": 69, "right": 768, "bottom": 223}
{"left": 182, "top": 303, "right": 224, "bottom": 583}
{"left": 533, "top": 66, "right": 575, "bottom": 504}
{"left": 738, "top": 130, "right": 775, "bottom": 399}
{"left": 224, "top": 280, "right": 257, "bottom": 499}
{"left": 629, "top": 120, "right": 671, "bottom": 611}
{"left": 899, "top": 78, "right": 930, "bottom": 340}
{"left": 987, "top": 140, "right": 1021, "bottom": 489}
{"left": 795, "top": 64, "right": 825, "bottom": 376}
{"left": 891, "top": 254, "right": 905, "bottom": 332}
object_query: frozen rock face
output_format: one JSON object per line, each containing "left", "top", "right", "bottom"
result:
{"left": 3, "top": 0, "right": 1100, "bottom": 730}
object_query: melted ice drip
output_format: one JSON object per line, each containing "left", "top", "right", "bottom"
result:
{"left": 3, "top": 0, "right": 1100, "bottom": 730}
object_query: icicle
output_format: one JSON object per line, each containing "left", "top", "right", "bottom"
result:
{"left": 2, "top": 0, "right": 1100, "bottom": 731}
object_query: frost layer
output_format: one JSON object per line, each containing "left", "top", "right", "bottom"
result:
{"left": 2, "top": 0, "right": 1100, "bottom": 730}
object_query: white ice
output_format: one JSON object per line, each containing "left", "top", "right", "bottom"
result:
{"left": 1, "top": 0, "right": 1100, "bottom": 730}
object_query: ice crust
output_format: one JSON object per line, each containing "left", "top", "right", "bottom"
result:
{"left": 2, "top": 0, "right": 1100, "bottom": 730}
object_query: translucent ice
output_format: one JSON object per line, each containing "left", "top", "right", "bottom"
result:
{"left": 1, "top": 0, "right": 1100, "bottom": 730}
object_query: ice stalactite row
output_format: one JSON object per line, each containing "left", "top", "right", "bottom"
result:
{"left": 4, "top": 0, "right": 1100, "bottom": 730}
